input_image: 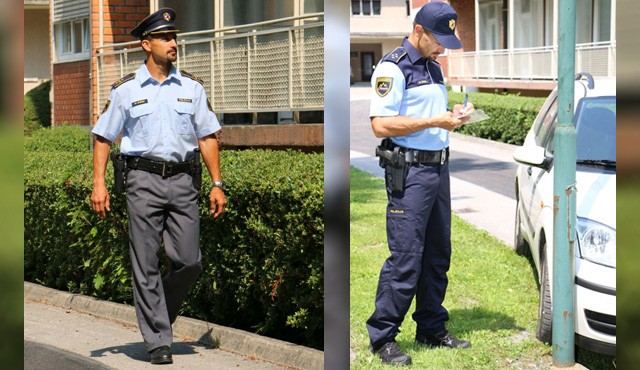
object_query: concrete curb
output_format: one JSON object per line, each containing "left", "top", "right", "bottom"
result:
{"left": 24, "top": 282, "right": 323, "bottom": 370}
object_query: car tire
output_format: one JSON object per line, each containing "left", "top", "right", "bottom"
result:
{"left": 536, "top": 243, "right": 553, "bottom": 344}
{"left": 513, "top": 196, "right": 529, "bottom": 256}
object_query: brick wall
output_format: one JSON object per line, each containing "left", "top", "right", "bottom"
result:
{"left": 53, "top": 61, "right": 91, "bottom": 125}
{"left": 90, "top": 0, "right": 150, "bottom": 124}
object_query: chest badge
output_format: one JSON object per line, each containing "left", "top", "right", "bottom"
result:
{"left": 132, "top": 99, "right": 148, "bottom": 107}
{"left": 177, "top": 98, "right": 192, "bottom": 103}
{"left": 375, "top": 77, "right": 393, "bottom": 97}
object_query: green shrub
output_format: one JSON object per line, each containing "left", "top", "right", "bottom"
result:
{"left": 24, "top": 81, "right": 51, "bottom": 135}
{"left": 24, "top": 148, "right": 324, "bottom": 349}
{"left": 24, "top": 125, "right": 91, "bottom": 152}
{"left": 449, "top": 91, "right": 547, "bottom": 145}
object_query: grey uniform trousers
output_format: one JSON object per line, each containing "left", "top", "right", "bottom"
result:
{"left": 125, "top": 169, "right": 202, "bottom": 352}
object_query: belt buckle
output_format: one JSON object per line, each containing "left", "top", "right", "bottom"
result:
{"left": 404, "top": 150, "right": 414, "bottom": 163}
{"left": 162, "top": 162, "right": 171, "bottom": 177}
{"left": 440, "top": 148, "right": 446, "bottom": 165}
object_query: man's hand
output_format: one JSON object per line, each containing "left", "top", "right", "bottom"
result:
{"left": 91, "top": 182, "right": 111, "bottom": 218}
{"left": 435, "top": 111, "right": 466, "bottom": 131}
{"left": 453, "top": 102, "right": 475, "bottom": 118}
{"left": 209, "top": 186, "right": 226, "bottom": 218}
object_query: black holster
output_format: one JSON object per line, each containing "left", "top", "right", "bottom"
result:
{"left": 191, "top": 149, "right": 202, "bottom": 191}
{"left": 110, "top": 152, "right": 127, "bottom": 193}
{"left": 375, "top": 138, "right": 409, "bottom": 193}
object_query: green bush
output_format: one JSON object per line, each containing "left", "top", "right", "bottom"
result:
{"left": 24, "top": 147, "right": 324, "bottom": 349}
{"left": 24, "top": 81, "right": 51, "bottom": 135}
{"left": 449, "top": 91, "right": 547, "bottom": 145}
{"left": 24, "top": 125, "right": 91, "bottom": 152}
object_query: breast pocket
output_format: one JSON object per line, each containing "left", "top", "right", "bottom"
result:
{"left": 129, "top": 104, "right": 154, "bottom": 137}
{"left": 173, "top": 101, "right": 196, "bottom": 136}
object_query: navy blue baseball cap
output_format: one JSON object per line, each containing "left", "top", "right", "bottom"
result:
{"left": 414, "top": 2, "right": 462, "bottom": 50}
{"left": 130, "top": 8, "right": 180, "bottom": 38}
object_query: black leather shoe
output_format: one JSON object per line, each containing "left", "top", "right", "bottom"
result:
{"left": 149, "top": 346, "right": 173, "bottom": 365}
{"left": 416, "top": 330, "right": 471, "bottom": 349}
{"left": 370, "top": 341, "right": 412, "bottom": 366}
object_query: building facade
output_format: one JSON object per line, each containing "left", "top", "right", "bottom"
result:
{"left": 350, "top": 0, "right": 615, "bottom": 95}
{"left": 24, "top": 0, "right": 51, "bottom": 94}
{"left": 50, "top": 0, "right": 324, "bottom": 149}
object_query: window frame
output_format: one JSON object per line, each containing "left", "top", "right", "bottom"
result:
{"left": 53, "top": 17, "right": 91, "bottom": 63}
{"left": 351, "top": 0, "right": 382, "bottom": 16}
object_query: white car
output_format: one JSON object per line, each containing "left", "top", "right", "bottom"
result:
{"left": 513, "top": 72, "right": 616, "bottom": 356}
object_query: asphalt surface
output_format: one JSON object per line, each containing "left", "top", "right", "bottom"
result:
{"left": 350, "top": 84, "right": 519, "bottom": 246}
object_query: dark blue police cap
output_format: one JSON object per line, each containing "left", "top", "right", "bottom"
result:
{"left": 414, "top": 2, "right": 462, "bottom": 50}
{"left": 130, "top": 8, "right": 180, "bottom": 38}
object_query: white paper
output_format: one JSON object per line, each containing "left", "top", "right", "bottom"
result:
{"left": 458, "top": 109, "right": 490, "bottom": 124}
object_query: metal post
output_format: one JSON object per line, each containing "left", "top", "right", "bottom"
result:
{"left": 553, "top": 0, "right": 576, "bottom": 366}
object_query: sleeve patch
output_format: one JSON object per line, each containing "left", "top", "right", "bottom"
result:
{"left": 100, "top": 100, "right": 111, "bottom": 114}
{"left": 375, "top": 77, "right": 393, "bottom": 97}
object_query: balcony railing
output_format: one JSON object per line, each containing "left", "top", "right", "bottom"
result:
{"left": 448, "top": 41, "right": 615, "bottom": 83}
{"left": 95, "top": 13, "right": 324, "bottom": 116}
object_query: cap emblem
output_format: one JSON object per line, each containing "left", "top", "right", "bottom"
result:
{"left": 163, "top": 12, "right": 171, "bottom": 21}
{"left": 449, "top": 19, "right": 456, "bottom": 30}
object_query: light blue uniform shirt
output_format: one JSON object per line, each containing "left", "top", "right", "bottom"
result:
{"left": 370, "top": 38, "right": 449, "bottom": 151}
{"left": 92, "top": 63, "right": 221, "bottom": 162}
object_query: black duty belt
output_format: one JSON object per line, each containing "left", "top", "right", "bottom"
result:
{"left": 126, "top": 156, "right": 193, "bottom": 177}
{"left": 401, "top": 146, "right": 449, "bottom": 164}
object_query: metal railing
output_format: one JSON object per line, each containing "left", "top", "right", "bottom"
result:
{"left": 95, "top": 13, "right": 324, "bottom": 116}
{"left": 448, "top": 41, "right": 615, "bottom": 82}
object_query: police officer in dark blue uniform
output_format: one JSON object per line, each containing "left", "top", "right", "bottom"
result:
{"left": 91, "top": 8, "right": 226, "bottom": 365}
{"left": 367, "top": 2, "right": 475, "bottom": 366}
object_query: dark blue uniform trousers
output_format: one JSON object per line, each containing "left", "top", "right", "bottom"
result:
{"left": 367, "top": 161, "right": 452, "bottom": 348}
{"left": 126, "top": 169, "right": 203, "bottom": 352}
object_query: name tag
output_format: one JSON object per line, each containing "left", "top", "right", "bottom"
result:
{"left": 177, "top": 98, "right": 193, "bottom": 103}
{"left": 132, "top": 99, "right": 148, "bottom": 107}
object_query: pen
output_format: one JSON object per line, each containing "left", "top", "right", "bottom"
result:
{"left": 463, "top": 92, "right": 468, "bottom": 111}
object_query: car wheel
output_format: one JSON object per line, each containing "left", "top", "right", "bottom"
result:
{"left": 513, "top": 196, "right": 529, "bottom": 255}
{"left": 536, "top": 242, "right": 552, "bottom": 344}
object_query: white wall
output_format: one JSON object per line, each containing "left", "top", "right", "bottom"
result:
{"left": 24, "top": 9, "right": 51, "bottom": 81}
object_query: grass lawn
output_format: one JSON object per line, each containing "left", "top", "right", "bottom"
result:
{"left": 349, "top": 167, "right": 615, "bottom": 369}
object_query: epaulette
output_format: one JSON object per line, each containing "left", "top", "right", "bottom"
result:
{"left": 180, "top": 69, "right": 205, "bottom": 85}
{"left": 382, "top": 47, "right": 407, "bottom": 64}
{"left": 111, "top": 72, "right": 136, "bottom": 90}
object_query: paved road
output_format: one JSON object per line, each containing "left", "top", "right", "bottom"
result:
{"left": 350, "top": 85, "right": 519, "bottom": 246}
{"left": 25, "top": 340, "right": 114, "bottom": 370}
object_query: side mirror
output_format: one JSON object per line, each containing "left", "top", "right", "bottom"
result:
{"left": 513, "top": 145, "right": 553, "bottom": 170}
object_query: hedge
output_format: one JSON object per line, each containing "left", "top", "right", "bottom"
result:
{"left": 24, "top": 147, "right": 324, "bottom": 349}
{"left": 24, "top": 81, "right": 51, "bottom": 136}
{"left": 24, "top": 125, "right": 91, "bottom": 152}
{"left": 449, "top": 91, "right": 547, "bottom": 145}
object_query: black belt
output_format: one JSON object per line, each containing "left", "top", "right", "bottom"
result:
{"left": 399, "top": 146, "right": 449, "bottom": 164}
{"left": 125, "top": 156, "right": 193, "bottom": 177}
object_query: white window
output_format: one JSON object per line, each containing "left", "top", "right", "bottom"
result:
{"left": 479, "top": 1, "right": 501, "bottom": 50}
{"left": 54, "top": 18, "right": 90, "bottom": 61}
{"left": 351, "top": 0, "right": 381, "bottom": 16}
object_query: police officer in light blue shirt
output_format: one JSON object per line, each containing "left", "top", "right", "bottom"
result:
{"left": 90, "top": 8, "right": 226, "bottom": 365}
{"left": 366, "top": 2, "right": 475, "bottom": 366}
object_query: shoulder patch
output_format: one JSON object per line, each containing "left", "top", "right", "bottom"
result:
{"left": 382, "top": 47, "right": 407, "bottom": 64}
{"left": 180, "top": 69, "right": 205, "bottom": 85}
{"left": 375, "top": 77, "right": 393, "bottom": 97}
{"left": 111, "top": 72, "right": 136, "bottom": 90}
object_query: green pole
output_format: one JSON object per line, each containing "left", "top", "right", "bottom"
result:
{"left": 553, "top": 0, "right": 576, "bottom": 366}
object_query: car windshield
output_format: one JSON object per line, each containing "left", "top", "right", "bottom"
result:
{"left": 574, "top": 96, "right": 616, "bottom": 165}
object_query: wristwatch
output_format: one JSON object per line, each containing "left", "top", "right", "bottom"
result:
{"left": 212, "top": 181, "right": 225, "bottom": 190}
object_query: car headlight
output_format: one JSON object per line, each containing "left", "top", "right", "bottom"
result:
{"left": 576, "top": 217, "right": 616, "bottom": 268}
